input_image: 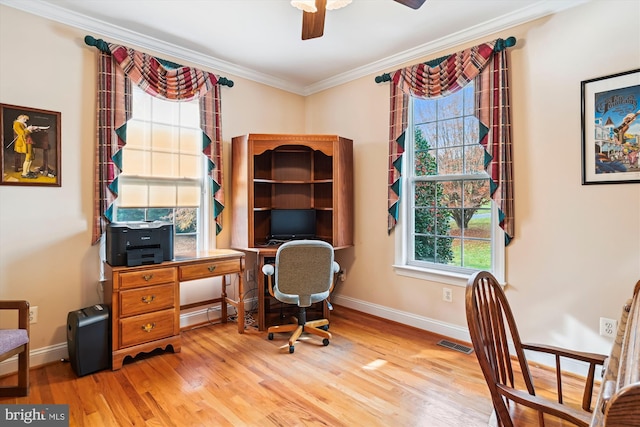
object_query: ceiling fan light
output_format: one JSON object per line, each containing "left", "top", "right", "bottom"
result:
{"left": 326, "top": 0, "right": 353, "bottom": 10}
{"left": 291, "top": 0, "right": 317, "bottom": 13}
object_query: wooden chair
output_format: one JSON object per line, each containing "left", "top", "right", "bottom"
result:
{"left": 465, "top": 271, "right": 607, "bottom": 427}
{"left": 263, "top": 240, "right": 340, "bottom": 353}
{"left": 0, "top": 300, "right": 30, "bottom": 397}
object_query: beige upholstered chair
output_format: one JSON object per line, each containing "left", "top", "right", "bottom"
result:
{"left": 263, "top": 240, "right": 340, "bottom": 353}
{"left": 0, "top": 300, "right": 30, "bottom": 396}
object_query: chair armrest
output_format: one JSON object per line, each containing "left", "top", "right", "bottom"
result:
{"left": 522, "top": 343, "right": 607, "bottom": 365}
{"left": 523, "top": 342, "right": 607, "bottom": 411}
{"left": 262, "top": 264, "right": 275, "bottom": 297}
{"left": 0, "top": 300, "right": 30, "bottom": 311}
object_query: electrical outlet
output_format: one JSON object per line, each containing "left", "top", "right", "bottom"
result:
{"left": 29, "top": 306, "right": 38, "bottom": 324}
{"left": 246, "top": 268, "right": 255, "bottom": 282}
{"left": 443, "top": 287, "right": 453, "bottom": 302}
{"left": 338, "top": 269, "right": 346, "bottom": 282}
{"left": 599, "top": 317, "right": 617, "bottom": 338}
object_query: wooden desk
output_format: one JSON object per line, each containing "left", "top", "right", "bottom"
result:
{"left": 104, "top": 249, "right": 245, "bottom": 370}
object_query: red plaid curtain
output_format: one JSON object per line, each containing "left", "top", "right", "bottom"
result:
{"left": 91, "top": 45, "right": 224, "bottom": 244}
{"left": 387, "top": 38, "right": 514, "bottom": 244}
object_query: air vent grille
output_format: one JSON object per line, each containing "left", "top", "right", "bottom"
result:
{"left": 437, "top": 339, "right": 473, "bottom": 354}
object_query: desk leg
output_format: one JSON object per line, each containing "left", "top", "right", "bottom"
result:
{"left": 236, "top": 261, "right": 245, "bottom": 334}
{"left": 221, "top": 262, "right": 245, "bottom": 334}
{"left": 258, "top": 254, "right": 266, "bottom": 331}
{"left": 221, "top": 275, "right": 228, "bottom": 324}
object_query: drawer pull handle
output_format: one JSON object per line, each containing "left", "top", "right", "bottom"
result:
{"left": 143, "top": 274, "right": 154, "bottom": 281}
{"left": 141, "top": 323, "right": 156, "bottom": 333}
{"left": 208, "top": 265, "right": 216, "bottom": 272}
{"left": 141, "top": 295, "right": 156, "bottom": 304}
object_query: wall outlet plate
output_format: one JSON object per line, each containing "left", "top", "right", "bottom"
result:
{"left": 29, "top": 306, "right": 38, "bottom": 324}
{"left": 599, "top": 317, "right": 617, "bottom": 338}
{"left": 443, "top": 287, "right": 453, "bottom": 302}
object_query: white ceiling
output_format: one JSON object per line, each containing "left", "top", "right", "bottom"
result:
{"left": 1, "top": 0, "right": 588, "bottom": 95}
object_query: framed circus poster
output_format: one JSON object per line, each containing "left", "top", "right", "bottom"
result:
{"left": 0, "top": 103, "right": 61, "bottom": 187}
{"left": 581, "top": 69, "right": 640, "bottom": 185}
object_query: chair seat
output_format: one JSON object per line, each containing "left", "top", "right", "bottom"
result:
{"left": 274, "top": 288, "right": 330, "bottom": 307}
{"left": 0, "top": 329, "right": 29, "bottom": 354}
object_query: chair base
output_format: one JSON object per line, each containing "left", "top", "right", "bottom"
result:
{"left": 268, "top": 316, "right": 332, "bottom": 353}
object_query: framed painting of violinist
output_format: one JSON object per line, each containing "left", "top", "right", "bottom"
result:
{"left": 0, "top": 103, "right": 61, "bottom": 187}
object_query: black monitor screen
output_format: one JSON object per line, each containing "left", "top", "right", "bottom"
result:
{"left": 269, "top": 209, "right": 316, "bottom": 241}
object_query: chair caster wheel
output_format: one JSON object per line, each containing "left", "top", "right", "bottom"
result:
{"left": 322, "top": 338, "right": 330, "bottom": 346}
{"left": 289, "top": 345, "right": 295, "bottom": 353}
{"left": 320, "top": 325, "right": 329, "bottom": 331}
{"left": 268, "top": 333, "right": 274, "bottom": 340}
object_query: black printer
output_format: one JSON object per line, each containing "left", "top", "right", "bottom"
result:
{"left": 106, "top": 221, "right": 174, "bottom": 267}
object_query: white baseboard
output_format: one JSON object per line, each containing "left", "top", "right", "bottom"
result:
{"left": 331, "top": 294, "right": 471, "bottom": 342}
{"left": 0, "top": 342, "right": 68, "bottom": 377}
{"left": 2, "top": 295, "right": 595, "bottom": 379}
{"left": 0, "top": 298, "right": 258, "bottom": 376}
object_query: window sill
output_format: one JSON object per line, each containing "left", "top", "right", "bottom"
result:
{"left": 393, "top": 264, "right": 505, "bottom": 288}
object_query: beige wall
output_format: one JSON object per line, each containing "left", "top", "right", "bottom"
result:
{"left": 310, "top": 0, "right": 640, "bottom": 361}
{"left": 1, "top": 1, "right": 639, "bottom": 372}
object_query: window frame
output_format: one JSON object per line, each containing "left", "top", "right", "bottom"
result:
{"left": 112, "top": 86, "right": 212, "bottom": 255}
{"left": 393, "top": 93, "right": 505, "bottom": 287}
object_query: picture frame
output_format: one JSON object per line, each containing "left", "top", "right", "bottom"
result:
{"left": 1, "top": 104, "right": 61, "bottom": 187}
{"left": 581, "top": 69, "right": 640, "bottom": 185}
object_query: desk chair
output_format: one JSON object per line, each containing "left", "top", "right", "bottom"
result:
{"left": 0, "top": 300, "right": 30, "bottom": 396}
{"left": 262, "top": 240, "right": 340, "bottom": 353}
{"left": 465, "top": 271, "right": 606, "bottom": 427}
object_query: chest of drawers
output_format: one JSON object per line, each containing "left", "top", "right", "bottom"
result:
{"left": 104, "top": 250, "right": 245, "bottom": 370}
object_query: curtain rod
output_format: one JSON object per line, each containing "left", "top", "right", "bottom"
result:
{"left": 374, "top": 36, "right": 516, "bottom": 84}
{"left": 84, "top": 35, "right": 234, "bottom": 88}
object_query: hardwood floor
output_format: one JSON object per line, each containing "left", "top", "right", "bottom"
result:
{"left": 0, "top": 307, "right": 598, "bottom": 426}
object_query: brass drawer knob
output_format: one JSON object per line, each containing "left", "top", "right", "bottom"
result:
{"left": 141, "top": 322, "right": 156, "bottom": 332}
{"left": 208, "top": 265, "right": 216, "bottom": 272}
{"left": 141, "top": 295, "right": 156, "bottom": 304}
{"left": 143, "top": 274, "right": 154, "bottom": 281}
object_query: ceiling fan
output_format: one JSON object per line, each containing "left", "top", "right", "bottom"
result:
{"left": 293, "top": 0, "right": 427, "bottom": 40}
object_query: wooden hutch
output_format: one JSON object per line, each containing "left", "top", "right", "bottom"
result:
{"left": 230, "top": 134, "right": 354, "bottom": 330}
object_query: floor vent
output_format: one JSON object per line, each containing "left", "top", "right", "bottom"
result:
{"left": 437, "top": 339, "right": 474, "bottom": 354}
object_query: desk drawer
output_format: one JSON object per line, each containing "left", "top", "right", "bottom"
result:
{"left": 179, "top": 259, "right": 240, "bottom": 281}
{"left": 119, "top": 309, "right": 177, "bottom": 348}
{"left": 119, "top": 267, "right": 176, "bottom": 289}
{"left": 120, "top": 283, "right": 176, "bottom": 317}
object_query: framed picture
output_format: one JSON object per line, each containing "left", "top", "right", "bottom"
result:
{"left": 581, "top": 69, "right": 640, "bottom": 185}
{"left": 0, "top": 103, "right": 61, "bottom": 187}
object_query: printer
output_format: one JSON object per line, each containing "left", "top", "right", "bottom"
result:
{"left": 106, "top": 221, "right": 174, "bottom": 267}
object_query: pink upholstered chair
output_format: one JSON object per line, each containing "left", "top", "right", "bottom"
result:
{"left": 0, "top": 300, "right": 30, "bottom": 396}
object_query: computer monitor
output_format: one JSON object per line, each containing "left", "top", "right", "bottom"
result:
{"left": 269, "top": 209, "right": 316, "bottom": 241}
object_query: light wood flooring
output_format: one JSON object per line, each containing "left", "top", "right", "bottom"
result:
{"left": 0, "top": 307, "right": 598, "bottom": 426}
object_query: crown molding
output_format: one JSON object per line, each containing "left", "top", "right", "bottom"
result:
{"left": 1, "top": 0, "right": 589, "bottom": 96}
{"left": 0, "top": 0, "right": 302, "bottom": 93}
{"left": 304, "top": 0, "right": 590, "bottom": 95}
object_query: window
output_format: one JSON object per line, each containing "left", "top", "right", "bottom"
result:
{"left": 114, "top": 85, "right": 208, "bottom": 255}
{"left": 395, "top": 81, "right": 504, "bottom": 285}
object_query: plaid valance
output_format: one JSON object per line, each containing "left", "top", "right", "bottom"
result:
{"left": 386, "top": 37, "right": 515, "bottom": 245}
{"left": 88, "top": 38, "right": 226, "bottom": 244}
{"left": 109, "top": 44, "right": 218, "bottom": 101}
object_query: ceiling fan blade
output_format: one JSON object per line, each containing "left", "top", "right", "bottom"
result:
{"left": 302, "top": 0, "right": 326, "bottom": 40}
{"left": 393, "top": 0, "right": 427, "bottom": 9}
